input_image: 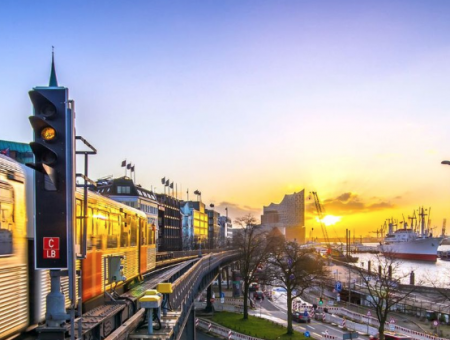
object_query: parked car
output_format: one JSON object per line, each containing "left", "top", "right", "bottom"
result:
{"left": 292, "top": 311, "right": 311, "bottom": 323}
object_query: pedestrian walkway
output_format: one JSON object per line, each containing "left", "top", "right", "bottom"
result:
{"left": 342, "top": 303, "right": 450, "bottom": 339}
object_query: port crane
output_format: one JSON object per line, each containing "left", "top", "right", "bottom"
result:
{"left": 408, "top": 210, "right": 417, "bottom": 231}
{"left": 309, "top": 191, "right": 330, "bottom": 250}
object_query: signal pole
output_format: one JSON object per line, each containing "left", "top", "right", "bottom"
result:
{"left": 27, "top": 51, "right": 75, "bottom": 339}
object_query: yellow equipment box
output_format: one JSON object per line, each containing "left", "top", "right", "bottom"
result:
{"left": 139, "top": 295, "right": 162, "bottom": 309}
{"left": 144, "top": 289, "right": 160, "bottom": 296}
{"left": 157, "top": 282, "right": 173, "bottom": 294}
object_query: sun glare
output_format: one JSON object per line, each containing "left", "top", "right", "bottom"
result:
{"left": 316, "top": 215, "right": 341, "bottom": 226}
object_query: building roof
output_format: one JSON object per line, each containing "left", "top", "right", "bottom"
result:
{"left": 0, "top": 140, "right": 33, "bottom": 164}
{"left": 0, "top": 140, "right": 32, "bottom": 153}
{"left": 263, "top": 190, "right": 305, "bottom": 211}
{"left": 96, "top": 176, "right": 157, "bottom": 201}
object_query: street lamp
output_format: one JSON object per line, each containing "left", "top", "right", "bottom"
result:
{"left": 225, "top": 207, "right": 228, "bottom": 247}
{"left": 442, "top": 160, "right": 450, "bottom": 165}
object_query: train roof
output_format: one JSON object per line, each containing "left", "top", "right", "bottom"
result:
{"left": 77, "top": 188, "right": 147, "bottom": 218}
{"left": 0, "top": 153, "right": 25, "bottom": 182}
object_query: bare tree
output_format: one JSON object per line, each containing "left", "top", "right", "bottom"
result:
{"left": 233, "top": 214, "right": 269, "bottom": 319}
{"left": 423, "top": 268, "right": 450, "bottom": 322}
{"left": 264, "top": 238, "right": 326, "bottom": 335}
{"left": 353, "top": 253, "right": 419, "bottom": 340}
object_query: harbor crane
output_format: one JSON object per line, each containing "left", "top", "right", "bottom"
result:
{"left": 408, "top": 210, "right": 417, "bottom": 231}
{"left": 309, "top": 191, "right": 330, "bottom": 250}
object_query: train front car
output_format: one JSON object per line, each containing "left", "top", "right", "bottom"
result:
{"left": 0, "top": 155, "right": 28, "bottom": 340}
{"left": 77, "top": 190, "right": 156, "bottom": 305}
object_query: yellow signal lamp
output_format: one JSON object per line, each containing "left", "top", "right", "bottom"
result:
{"left": 41, "top": 126, "right": 56, "bottom": 141}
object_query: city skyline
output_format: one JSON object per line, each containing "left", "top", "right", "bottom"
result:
{"left": 1, "top": 1, "right": 450, "bottom": 237}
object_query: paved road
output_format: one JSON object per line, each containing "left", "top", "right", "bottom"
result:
{"left": 258, "top": 291, "right": 371, "bottom": 340}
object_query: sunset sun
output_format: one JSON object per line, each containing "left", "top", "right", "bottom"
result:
{"left": 317, "top": 215, "right": 341, "bottom": 226}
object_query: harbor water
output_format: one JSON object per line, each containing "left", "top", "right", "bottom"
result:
{"left": 340, "top": 244, "right": 450, "bottom": 287}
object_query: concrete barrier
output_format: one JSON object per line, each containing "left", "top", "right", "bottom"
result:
{"left": 321, "top": 307, "right": 448, "bottom": 340}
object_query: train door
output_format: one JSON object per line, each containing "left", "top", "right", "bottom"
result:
{"left": 0, "top": 179, "right": 29, "bottom": 339}
{"left": 139, "top": 217, "right": 147, "bottom": 273}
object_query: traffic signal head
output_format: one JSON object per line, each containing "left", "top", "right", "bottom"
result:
{"left": 27, "top": 89, "right": 70, "bottom": 190}
{"left": 319, "top": 297, "right": 323, "bottom": 305}
{"left": 27, "top": 82, "right": 75, "bottom": 269}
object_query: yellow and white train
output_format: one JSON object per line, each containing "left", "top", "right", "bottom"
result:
{"left": 0, "top": 154, "right": 157, "bottom": 340}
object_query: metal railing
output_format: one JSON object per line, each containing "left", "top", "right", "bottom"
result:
{"left": 168, "top": 251, "right": 239, "bottom": 340}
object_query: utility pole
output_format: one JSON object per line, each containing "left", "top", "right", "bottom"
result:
{"left": 348, "top": 264, "right": 351, "bottom": 305}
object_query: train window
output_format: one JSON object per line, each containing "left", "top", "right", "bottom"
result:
{"left": 120, "top": 215, "right": 129, "bottom": 248}
{"left": 148, "top": 223, "right": 155, "bottom": 245}
{"left": 130, "top": 217, "right": 137, "bottom": 246}
{"left": 87, "top": 207, "right": 95, "bottom": 250}
{"left": 75, "top": 200, "right": 82, "bottom": 249}
{"left": 105, "top": 212, "right": 118, "bottom": 248}
{"left": 141, "top": 219, "right": 147, "bottom": 245}
{"left": 0, "top": 183, "right": 14, "bottom": 256}
{"left": 0, "top": 185, "right": 13, "bottom": 201}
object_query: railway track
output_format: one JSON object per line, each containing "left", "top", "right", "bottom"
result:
{"left": 15, "top": 259, "right": 197, "bottom": 340}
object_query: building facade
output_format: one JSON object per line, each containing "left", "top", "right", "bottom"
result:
{"left": 205, "top": 208, "right": 220, "bottom": 249}
{"left": 260, "top": 189, "right": 306, "bottom": 243}
{"left": 156, "top": 194, "right": 182, "bottom": 251}
{"left": 180, "top": 201, "right": 208, "bottom": 250}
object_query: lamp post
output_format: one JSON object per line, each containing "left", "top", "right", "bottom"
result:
{"left": 225, "top": 207, "right": 228, "bottom": 247}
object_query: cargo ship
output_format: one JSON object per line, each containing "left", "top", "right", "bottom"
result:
{"left": 377, "top": 208, "right": 444, "bottom": 262}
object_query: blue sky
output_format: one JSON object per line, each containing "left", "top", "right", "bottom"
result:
{"left": 2, "top": 1, "right": 450, "bottom": 234}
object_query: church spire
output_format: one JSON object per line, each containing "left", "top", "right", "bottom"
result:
{"left": 49, "top": 46, "right": 58, "bottom": 87}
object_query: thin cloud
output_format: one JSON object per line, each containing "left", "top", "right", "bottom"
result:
{"left": 307, "top": 192, "right": 395, "bottom": 217}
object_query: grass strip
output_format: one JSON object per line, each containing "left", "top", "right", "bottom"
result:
{"left": 210, "top": 311, "right": 309, "bottom": 340}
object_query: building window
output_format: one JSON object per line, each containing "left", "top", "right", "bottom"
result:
{"left": 117, "top": 186, "right": 131, "bottom": 194}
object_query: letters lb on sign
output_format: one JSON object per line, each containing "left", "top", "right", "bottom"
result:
{"left": 43, "top": 237, "right": 60, "bottom": 259}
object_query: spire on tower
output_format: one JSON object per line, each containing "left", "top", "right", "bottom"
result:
{"left": 49, "top": 46, "right": 58, "bottom": 87}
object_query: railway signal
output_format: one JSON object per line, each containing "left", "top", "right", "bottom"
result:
{"left": 26, "top": 55, "right": 75, "bottom": 270}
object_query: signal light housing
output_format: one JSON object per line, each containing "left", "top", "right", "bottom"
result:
{"left": 27, "top": 86, "right": 74, "bottom": 269}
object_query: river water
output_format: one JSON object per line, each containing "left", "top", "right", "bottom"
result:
{"left": 334, "top": 244, "right": 450, "bottom": 287}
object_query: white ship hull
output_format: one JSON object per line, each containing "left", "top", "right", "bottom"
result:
{"left": 377, "top": 237, "right": 443, "bottom": 262}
